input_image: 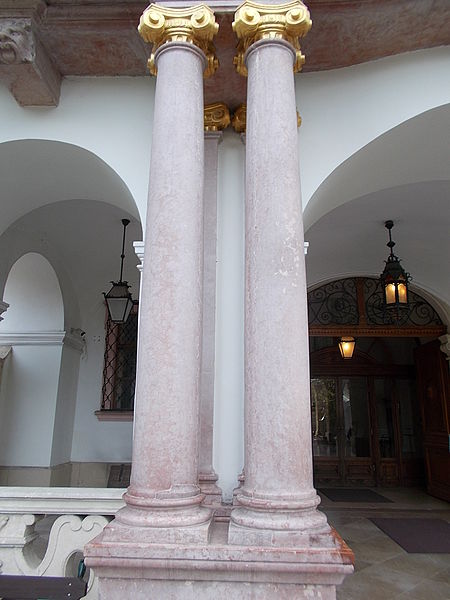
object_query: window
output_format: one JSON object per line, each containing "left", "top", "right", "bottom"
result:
{"left": 100, "top": 303, "right": 138, "bottom": 412}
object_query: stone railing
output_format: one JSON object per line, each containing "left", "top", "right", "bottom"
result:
{"left": 0, "top": 487, "right": 125, "bottom": 599}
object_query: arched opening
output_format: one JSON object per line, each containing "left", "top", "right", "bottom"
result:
{"left": 0, "top": 139, "right": 143, "bottom": 487}
{"left": 0, "top": 253, "right": 69, "bottom": 478}
{"left": 307, "top": 277, "right": 448, "bottom": 499}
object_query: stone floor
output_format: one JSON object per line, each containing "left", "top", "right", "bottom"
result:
{"left": 319, "top": 488, "right": 450, "bottom": 600}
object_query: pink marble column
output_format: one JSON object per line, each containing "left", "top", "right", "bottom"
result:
{"left": 102, "top": 35, "right": 215, "bottom": 544}
{"left": 198, "top": 127, "right": 224, "bottom": 505}
{"left": 229, "top": 31, "right": 328, "bottom": 544}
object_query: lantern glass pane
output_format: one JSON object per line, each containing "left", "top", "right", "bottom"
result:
{"left": 339, "top": 338, "right": 355, "bottom": 359}
{"left": 385, "top": 283, "right": 396, "bottom": 304}
{"left": 397, "top": 283, "right": 408, "bottom": 304}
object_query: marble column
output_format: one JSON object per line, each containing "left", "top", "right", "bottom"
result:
{"left": 229, "top": 0, "right": 329, "bottom": 546}
{"left": 98, "top": 4, "right": 219, "bottom": 544}
{"left": 198, "top": 103, "right": 230, "bottom": 505}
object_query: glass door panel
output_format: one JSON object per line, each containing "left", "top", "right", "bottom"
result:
{"left": 311, "top": 378, "right": 337, "bottom": 457}
{"left": 396, "top": 379, "right": 422, "bottom": 457}
{"left": 374, "top": 378, "right": 395, "bottom": 458}
{"left": 341, "top": 377, "right": 371, "bottom": 457}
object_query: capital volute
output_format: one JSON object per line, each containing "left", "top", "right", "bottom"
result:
{"left": 204, "top": 103, "right": 231, "bottom": 132}
{"left": 138, "top": 4, "right": 219, "bottom": 78}
{"left": 232, "top": 0, "right": 312, "bottom": 76}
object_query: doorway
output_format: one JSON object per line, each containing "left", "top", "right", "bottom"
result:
{"left": 310, "top": 368, "right": 422, "bottom": 487}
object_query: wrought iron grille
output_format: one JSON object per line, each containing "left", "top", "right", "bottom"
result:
{"left": 308, "top": 278, "right": 359, "bottom": 326}
{"left": 364, "top": 278, "right": 443, "bottom": 327}
{"left": 101, "top": 304, "right": 138, "bottom": 411}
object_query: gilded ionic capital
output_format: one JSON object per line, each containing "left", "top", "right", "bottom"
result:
{"left": 138, "top": 4, "right": 219, "bottom": 78}
{"left": 232, "top": 1, "right": 312, "bottom": 76}
{"left": 204, "top": 103, "right": 231, "bottom": 131}
{"left": 232, "top": 104, "right": 247, "bottom": 133}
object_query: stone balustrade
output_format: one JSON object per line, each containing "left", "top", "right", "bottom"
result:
{"left": 0, "top": 487, "right": 125, "bottom": 599}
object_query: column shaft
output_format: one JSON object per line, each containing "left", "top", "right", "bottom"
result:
{"left": 113, "top": 42, "right": 211, "bottom": 539}
{"left": 230, "top": 39, "right": 327, "bottom": 544}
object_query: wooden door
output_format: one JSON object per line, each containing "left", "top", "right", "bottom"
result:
{"left": 415, "top": 340, "right": 450, "bottom": 501}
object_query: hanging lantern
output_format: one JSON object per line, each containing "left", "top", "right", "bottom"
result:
{"left": 380, "top": 220, "right": 411, "bottom": 313}
{"left": 104, "top": 219, "right": 134, "bottom": 324}
{"left": 338, "top": 337, "right": 355, "bottom": 359}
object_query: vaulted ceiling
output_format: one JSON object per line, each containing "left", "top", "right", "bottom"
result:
{"left": 0, "top": 0, "right": 449, "bottom": 106}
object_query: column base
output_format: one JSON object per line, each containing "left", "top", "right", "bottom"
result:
{"left": 85, "top": 520, "right": 354, "bottom": 600}
{"left": 229, "top": 488, "right": 329, "bottom": 545}
{"left": 105, "top": 485, "right": 213, "bottom": 545}
{"left": 198, "top": 471, "right": 222, "bottom": 506}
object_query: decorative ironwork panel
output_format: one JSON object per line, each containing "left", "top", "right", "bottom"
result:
{"left": 364, "top": 279, "right": 443, "bottom": 326}
{"left": 308, "top": 279, "right": 359, "bottom": 326}
{"left": 101, "top": 304, "right": 138, "bottom": 411}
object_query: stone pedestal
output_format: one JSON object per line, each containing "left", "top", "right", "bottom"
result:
{"left": 87, "top": 520, "right": 353, "bottom": 599}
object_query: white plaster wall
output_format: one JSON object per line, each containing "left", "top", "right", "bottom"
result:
{"left": 0, "top": 77, "right": 154, "bottom": 228}
{"left": 214, "top": 131, "right": 245, "bottom": 501}
{"left": 0, "top": 345, "right": 62, "bottom": 466}
{"left": 0, "top": 254, "right": 64, "bottom": 332}
{"left": 296, "top": 47, "right": 450, "bottom": 213}
{"left": 51, "top": 344, "right": 81, "bottom": 467}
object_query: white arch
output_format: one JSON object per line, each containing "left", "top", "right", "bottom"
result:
{"left": 1, "top": 253, "right": 64, "bottom": 332}
{"left": 303, "top": 104, "right": 450, "bottom": 231}
{"left": 0, "top": 139, "right": 140, "bottom": 238}
{"left": 297, "top": 47, "right": 450, "bottom": 210}
{"left": 0, "top": 77, "right": 154, "bottom": 225}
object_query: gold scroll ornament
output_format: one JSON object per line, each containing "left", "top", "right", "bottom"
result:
{"left": 138, "top": 4, "right": 219, "bottom": 78}
{"left": 204, "top": 103, "right": 231, "bottom": 131}
{"left": 232, "top": 0, "right": 312, "bottom": 76}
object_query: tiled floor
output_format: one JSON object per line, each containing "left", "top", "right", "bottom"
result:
{"left": 319, "top": 488, "right": 450, "bottom": 599}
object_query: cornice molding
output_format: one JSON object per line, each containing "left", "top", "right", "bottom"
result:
{"left": 0, "top": 330, "right": 85, "bottom": 351}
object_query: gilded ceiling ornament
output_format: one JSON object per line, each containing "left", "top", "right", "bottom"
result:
{"left": 232, "top": 104, "right": 246, "bottom": 133}
{"left": 138, "top": 4, "right": 219, "bottom": 78}
{"left": 232, "top": 0, "right": 312, "bottom": 76}
{"left": 204, "top": 102, "right": 231, "bottom": 131}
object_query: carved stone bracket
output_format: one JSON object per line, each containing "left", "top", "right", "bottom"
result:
{"left": 233, "top": 0, "right": 312, "bottom": 76}
{"left": 439, "top": 334, "right": 450, "bottom": 363}
{"left": 0, "top": 300, "right": 9, "bottom": 322}
{"left": 138, "top": 4, "right": 219, "bottom": 78}
{"left": 0, "top": 17, "right": 61, "bottom": 106}
{"left": 204, "top": 102, "right": 230, "bottom": 131}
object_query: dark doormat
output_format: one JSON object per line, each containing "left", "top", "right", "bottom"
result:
{"left": 319, "top": 488, "right": 393, "bottom": 503}
{"left": 371, "top": 518, "right": 450, "bottom": 553}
